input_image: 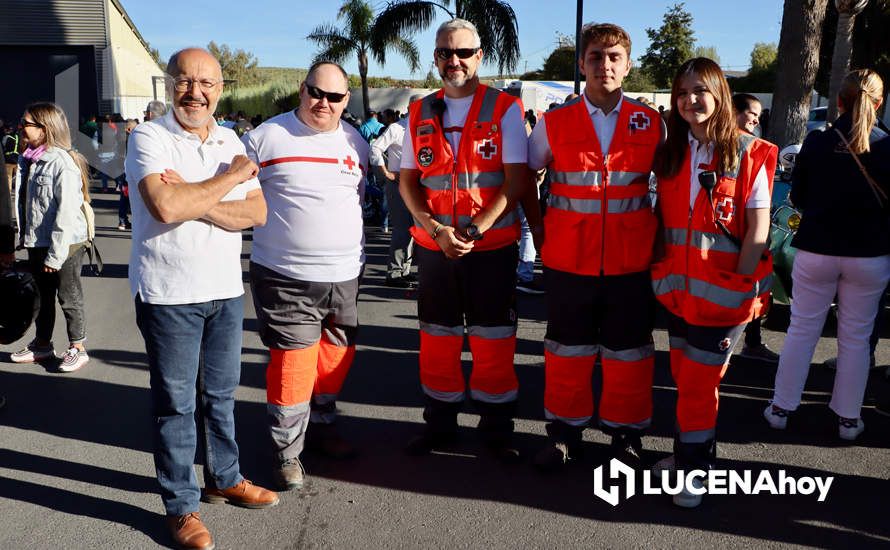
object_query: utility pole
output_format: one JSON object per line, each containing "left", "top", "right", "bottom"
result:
{"left": 574, "top": 0, "right": 583, "bottom": 94}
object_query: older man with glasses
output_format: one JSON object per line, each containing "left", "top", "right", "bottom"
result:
{"left": 243, "top": 61, "right": 368, "bottom": 491}
{"left": 125, "top": 47, "right": 277, "bottom": 550}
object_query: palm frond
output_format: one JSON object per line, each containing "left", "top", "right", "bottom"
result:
{"left": 338, "top": 0, "right": 375, "bottom": 45}
{"left": 373, "top": 36, "right": 422, "bottom": 74}
{"left": 307, "top": 24, "right": 357, "bottom": 66}
{"left": 455, "top": 0, "right": 520, "bottom": 74}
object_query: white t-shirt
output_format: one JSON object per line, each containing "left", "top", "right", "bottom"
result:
{"left": 125, "top": 111, "right": 261, "bottom": 305}
{"left": 400, "top": 94, "right": 527, "bottom": 170}
{"left": 687, "top": 131, "right": 770, "bottom": 211}
{"left": 244, "top": 111, "right": 368, "bottom": 283}
{"left": 370, "top": 119, "right": 406, "bottom": 173}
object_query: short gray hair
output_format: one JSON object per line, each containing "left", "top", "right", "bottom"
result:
{"left": 436, "top": 18, "right": 481, "bottom": 48}
{"left": 145, "top": 100, "right": 167, "bottom": 118}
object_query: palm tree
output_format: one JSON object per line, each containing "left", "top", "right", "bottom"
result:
{"left": 307, "top": 0, "right": 422, "bottom": 118}
{"left": 827, "top": 0, "right": 870, "bottom": 120}
{"left": 374, "top": 0, "right": 521, "bottom": 76}
{"left": 768, "top": 0, "right": 829, "bottom": 147}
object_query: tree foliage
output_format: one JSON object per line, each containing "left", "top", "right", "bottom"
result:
{"left": 307, "top": 0, "right": 422, "bottom": 117}
{"left": 691, "top": 45, "right": 720, "bottom": 65}
{"left": 374, "top": 0, "right": 521, "bottom": 75}
{"left": 207, "top": 41, "right": 261, "bottom": 87}
{"left": 640, "top": 3, "right": 696, "bottom": 88}
{"left": 541, "top": 46, "right": 576, "bottom": 80}
{"left": 623, "top": 67, "right": 657, "bottom": 92}
{"left": 730, "top": 42, "right": 778, "bottom": 92}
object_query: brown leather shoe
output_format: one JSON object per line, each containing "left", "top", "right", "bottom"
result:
{"left": 201, "top": 479, "right": 280, "bottom": 509}
{"left": 166, "top": 512, "right": 214, "bottom": 550}
{"left": 305, "top": 423, "right": 358, "bottom": 459}
{"left": 273, "top": 457, "right": 306, "bottom": 491}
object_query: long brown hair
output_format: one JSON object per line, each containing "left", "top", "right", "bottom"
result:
{"left": 655, "top": 58, "right": 740, "bottom": 178}
{"left": 838, "top": 69, "right": 884, "bottom": 155}
{"left": 25, "top": 102, "right": 91, "bottom": 203}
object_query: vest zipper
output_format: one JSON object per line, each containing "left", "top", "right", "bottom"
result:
{"left": 600, "top": 155, "right": 609, "bottom": 276}
{"left": 451, "top": 158, "right": 458, "bottom": 228}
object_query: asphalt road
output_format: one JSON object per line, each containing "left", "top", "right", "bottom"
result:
{"left": 1, "top": 191, "right": 889, "bottom": 549}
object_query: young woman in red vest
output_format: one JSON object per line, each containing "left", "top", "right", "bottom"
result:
{"left": 650, "top": 58, "right": 777, "bottom": 508}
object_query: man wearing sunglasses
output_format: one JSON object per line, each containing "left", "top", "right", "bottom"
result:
{"left": 399, "top": 19, "right": 531, "bottom": 462}
{"left": 243, "top": 61, "right": 368, "bottom": 491}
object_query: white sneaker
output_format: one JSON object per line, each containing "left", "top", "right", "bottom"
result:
{"left": 673, "top": 476, "right": 705, "bottom": 508}
{"left": 763, "top": 403, "right": 789, "bottom": 430}
{"left": 58, "top": 347, "right": 89, "bottom": 373}
{"left": 10, "top": 341, "right": 55, "bottom": 363}
{"left": 838, "top": 417, "right": 864, "bottom": 441}
{"left": 652, "top": 455, "right": 676, "bottom": 479}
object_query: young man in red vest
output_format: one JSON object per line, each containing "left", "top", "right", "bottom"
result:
{"left": 399, "top": 18, "right": 531, "bottom": 462}
{"left": 528, "top": 23, "right": 664, "bottom": 471}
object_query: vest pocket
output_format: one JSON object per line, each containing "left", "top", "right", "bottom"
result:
{"left": 542, "top": 209, "right": 602, "bottom": 275}
{"left": 616, "top": 209, "right": 657, "bottom": 273}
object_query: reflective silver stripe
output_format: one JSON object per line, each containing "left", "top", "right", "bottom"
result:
{"left": 420, "top": 174, "right": 451, "bottom": 190}
{"left": 420, "top": 321, "right": 464, "bottom": 337}
{"left": 679, "top": 427, "right": 717, "bottom": 443}
{"left": 600, "top": 344, "right": 655, "bottom": 362}
{"left": 422, "top": 385, "right": 465, "bottom": 403}
{"left": 609, "top": 171, "right": 648, "bottom": 186}
{"left": 467, "top": 325, "right": 516, "bottom": 339}
{"left": 601, "top": 418, "right": 652, "bottom": 430}
{"left": 685, "top": 343, "right": 731, "bottom": 366}
{"left": 653, "top": 274, "right": 685, "bottom": 296}
{"left": 692, "top": 230, "right": 739, "bottom": 253}
{"left": 545, "top": 338, "right": 598, "bottom": 357}
{"left": 550, "top": 170, "right": 603, "bottom": 187}
{"left": 665, "top": 228, "right": 687, "bottom": 246}
{"left": 491, "top": 209, "right": 519, "bottom": 229}
{"left": 725, "top": 134, "right": 756, "bottom": 179}
{"left": 688, "top": 274, "right": 773, "bottom": 310}
{"left": 544, "top": 407, "right": 591, "bottom": 427}
{"left": 462, "top": 171, "right": 504, "bottom": 189}
{"left": 428, "top": 214, "right": 454, "bottom": 227}
{"left": 470, "top": 388, "right": 518, "bottom": 404}
{"left": 477, "top": 86, "right": 501, "bottom": 123}
{"left": 549, "top": 195, "right": 602, "bottom": 214}
{"left": 669, "top": 336, "right": 687, "bottom": 350}
{"left": 607, "top": 195, "right": 650, "bottom": 214}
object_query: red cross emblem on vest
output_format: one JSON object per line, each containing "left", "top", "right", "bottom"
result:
{"left": 343, "top": 155, "right": 357, "bottom": 170}
{"left": 716, "top": 196, "right": 734, "bottom": 223}
{"left": 629, "top": 111, "right": 651, "bottom": 132}
{"left": 476, "top": 139, "right": 498, "bottom": 160}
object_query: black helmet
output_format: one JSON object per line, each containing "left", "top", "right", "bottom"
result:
{"left": 0, "top": 268, "right": 39, "bottom": 344}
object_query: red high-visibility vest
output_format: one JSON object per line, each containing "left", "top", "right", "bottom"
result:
{"left": 651, "top": 133, "right": 778, "bottom": 326}
{"left": 408, "top": 85, "right": 521, "bottom": 251}
{"left": 541, "top": 97, "right": 661, "bottom": 275}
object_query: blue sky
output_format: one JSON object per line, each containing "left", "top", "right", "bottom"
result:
{"left": 123, "top": 1, "right": 784, "bottom": 78}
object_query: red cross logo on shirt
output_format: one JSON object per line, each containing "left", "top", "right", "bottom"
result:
{"left": 342, "top": 155, "right": 357, "bottom": 171}
{"left": 476, "top": 139, "right": 498, "bottom": 160}
{"left": 716, "top": 197, "right": 735, "bottom": 223}
{"left": 629, "top": 111, "right": 651, "bottom": 132}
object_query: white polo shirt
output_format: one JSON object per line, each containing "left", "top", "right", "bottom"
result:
{"left": 687, "top": 131, "right": 770, "bottom": 211}
{"left": 370, "top": 119, "right": 406, "bottom": 173}
{"left": 125, "top": 111, "right": 260, "bottom": 305}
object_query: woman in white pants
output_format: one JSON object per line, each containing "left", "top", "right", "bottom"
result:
{"left": 765, "top": 69, "right": 890, "bottom": 440}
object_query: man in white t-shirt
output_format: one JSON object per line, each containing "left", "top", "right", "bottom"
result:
{"left": 125, "top": 48, "right": 276, "bottom": 550}
{"left": 370, "top": 95, "right": 423, "bottom": 287}
{"left": 400, "top": 19, "right": 530, "bottom": 462}
{"left": 244, "top": 61, "right": 368, "bottom": 491}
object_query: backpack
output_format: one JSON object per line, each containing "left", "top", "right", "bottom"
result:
{"left": 81, "top": 201, "right": 103, "bottom": 274}
{"left": 0, "top": 266, "right": 40, "bottom": 344}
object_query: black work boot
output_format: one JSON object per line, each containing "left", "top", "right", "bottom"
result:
{"left": 474, "top": 400, "right": 521, "bottom": 464}
{"left": 532, "top": 421, "right": 584, "bottom": 473}
{"left": 602, "top": 425, "right": 647, "bottom": 468}
{"left": 305, "top": 421, "right": 358, "bottom": 459}
{"left": 405, "top": 397, "right": 460, "bottom": 456}
{"left": 674, "top": 437, "right": 717, "bottom": 472}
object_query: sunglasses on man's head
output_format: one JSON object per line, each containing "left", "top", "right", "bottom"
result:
{"left": 20, "top": 118, "right": 42, "bottom": 128}
{"left": 434, "top": 48, "right": 479, "bottom": 61}
{"left": 305, "top": 84, "right": 347, "bottom": 103}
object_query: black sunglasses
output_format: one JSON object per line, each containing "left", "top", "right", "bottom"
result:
{"left": 305, "top": 84, "right": 347, "bottom": 103}
{"left": 20, "top": 118, "right": 43, "bottom": 128}
{"left": 435, "top": 47, "right": 479, "bottom": 61}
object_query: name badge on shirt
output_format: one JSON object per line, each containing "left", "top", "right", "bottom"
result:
{"left": 417, "top": 124, "right": 435, "bottom": 136}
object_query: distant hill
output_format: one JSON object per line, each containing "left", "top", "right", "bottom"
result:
{"left": 256, "top": 67, "right": 308, "bottom": 85}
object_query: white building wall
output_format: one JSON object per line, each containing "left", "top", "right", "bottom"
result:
{"left": 104, "top": 0, "right": 165, "bottom": 119}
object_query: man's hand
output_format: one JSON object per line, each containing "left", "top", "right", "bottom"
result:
{"left": 225, "top": 155, "right": 259, "bottom": 183}
{"left": 43, "top": 264, "right": 58, "bottom": 273}
{"left": 434, "top": 226, "right": 474, "bottom": 259}
{"left": 160, "top": 169, "right": 185, "bottom": 185}
{"left": 382, "top": 168, "right": 397, "bottom": 182}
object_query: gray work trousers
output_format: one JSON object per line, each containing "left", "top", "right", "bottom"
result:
{"left": 384, "top": 172, "right": 414, "bottom": 279}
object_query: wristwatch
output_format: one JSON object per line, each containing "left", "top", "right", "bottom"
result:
{"left": 464, "top": 223, "right": 484, "bottom": 241}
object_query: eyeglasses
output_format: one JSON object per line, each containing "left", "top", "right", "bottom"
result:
{"left": 20, "top": 118, "right": 42, "bottom": 128}
{"left": 172, "top": 78, "right": 221, "bottom": 92}
{"left": 434, "top": 48, "right": 479, "bottom": 61}
{"left": 305, "top": 84, "right": 347, "bottom": 103}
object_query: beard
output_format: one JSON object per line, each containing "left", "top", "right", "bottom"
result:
{"left": 440, "top": 65, "right": 472, "bottom": 88}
